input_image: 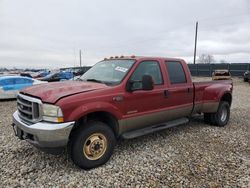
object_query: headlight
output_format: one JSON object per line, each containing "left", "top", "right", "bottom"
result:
{"left": 42, "top": 104, "right": 64, "bottom": 123}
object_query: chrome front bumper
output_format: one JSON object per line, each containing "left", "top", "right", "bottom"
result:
{"left": 12, "top": 111, "right": 74, "bottom": 148}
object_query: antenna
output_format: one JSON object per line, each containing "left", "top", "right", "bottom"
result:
{"left": 193, "top": 21, "right": 198, "bottom": 64}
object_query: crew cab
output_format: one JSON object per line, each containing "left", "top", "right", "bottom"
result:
{"left": 12, "top": 56, "right": 233, "bottom": 169}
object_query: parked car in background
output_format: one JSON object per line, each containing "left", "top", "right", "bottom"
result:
{"left": 212, "top": 69, "right": 231, "bottom": 80}
{"left": 243, "top": 70, "right": 250, "bottom": 82}
{"left": 40, "top": 71, "right": 73, "bottom": 82}
{"left": 33, "top": 71, "right": 50, "bottom": 79}
{"left": 20, "top": 73, "right": 32, "bottom": 78}
{"left": 0, "top": 76, "right": 47, "bottom": 99}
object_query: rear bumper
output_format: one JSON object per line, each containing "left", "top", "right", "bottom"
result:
{"left": 12, "top": 111, "right": 74, "bottom": 149}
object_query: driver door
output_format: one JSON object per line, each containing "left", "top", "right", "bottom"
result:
{"left": 123, "top": 60, "right": 166, "bottom": 131}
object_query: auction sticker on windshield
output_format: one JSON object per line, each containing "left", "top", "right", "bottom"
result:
{"left": 115, "top": 66, "right": 128, "bottom": 72}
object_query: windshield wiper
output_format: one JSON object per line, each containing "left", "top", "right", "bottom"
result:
{"left": 86, "top": 79, "right": 104, "bottom": 84}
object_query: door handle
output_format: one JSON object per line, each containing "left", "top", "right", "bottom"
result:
{"left": 164, "top": 90, "right": 169, "bottom": 98}
{"left": 187, "top": 88, "right": 192, "bottom": 93}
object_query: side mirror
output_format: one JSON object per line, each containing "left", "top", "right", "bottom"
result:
{"left": 142, "top": 75, "right": 154, "bottom": 90}
{"left": 126, "top": 80, "right": 134, "bottom": 92}
{"left": 126, "top": 75, "right": 154, "bottom": 92}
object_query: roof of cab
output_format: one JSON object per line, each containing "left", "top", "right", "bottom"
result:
{"left": 103, "top": 55, "right": 184, "bottom": 62}
{"left": 0, "top": 75, "right": 33, "bottom": 80}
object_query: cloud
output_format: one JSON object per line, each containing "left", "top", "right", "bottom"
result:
{"left": 0, "top": 0, "right": 250, "bottom": 68}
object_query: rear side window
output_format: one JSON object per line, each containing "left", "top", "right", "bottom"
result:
{"left": 165, "top": 61, "right": 187, "bottom": 84}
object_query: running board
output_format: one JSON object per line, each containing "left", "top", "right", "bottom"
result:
{"left": 121, "top": 118, "right": 189, "bottom": 139}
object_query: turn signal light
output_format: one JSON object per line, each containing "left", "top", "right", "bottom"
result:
{"left": 57, "top": 117, "right": 64, "bottom": 123}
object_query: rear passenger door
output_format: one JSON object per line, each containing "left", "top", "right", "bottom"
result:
{"left": 164, "top": 61, "right": 193, "bottom": 118}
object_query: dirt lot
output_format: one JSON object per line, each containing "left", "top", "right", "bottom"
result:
{"left": 0, "top": 77, "right": 249, "bottom": 187}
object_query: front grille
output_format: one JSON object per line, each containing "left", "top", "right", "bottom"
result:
{"left": 17, "top": 94, "right": 42, "bottom": 123}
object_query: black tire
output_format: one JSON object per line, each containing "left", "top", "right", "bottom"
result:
{"left": 212, "top": 101, "right": 230, "bottom": 127}
{"left": 244, "top": 78, "right": 248, "bottom": 82}
{"left": 69, "top": 121, "right": 116, "bottom": 169}
{"left": 204, "top": 101, "right": 230, "bottom": 126}
{"left": 204, "top": 113, "right": 212, "bottom": 124}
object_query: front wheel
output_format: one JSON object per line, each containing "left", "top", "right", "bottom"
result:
{"left": 69, "top": 121, "right": 116, "bottom": 169}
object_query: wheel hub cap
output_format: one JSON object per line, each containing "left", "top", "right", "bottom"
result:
{"left": 221, "top": 108, "right": 227, "bottom": 122}
{"left": 83, "top": 133, "right": 107, "bottom": 160}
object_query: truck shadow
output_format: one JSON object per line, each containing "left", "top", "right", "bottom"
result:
{"left": 0, "top": 98, "right": 16, "bottom": 102}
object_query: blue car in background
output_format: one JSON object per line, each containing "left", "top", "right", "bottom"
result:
{"left": 0, "top": 76, "right": 47, "bottom": 99}
{"left": 40, "top": 71, "right": 73, "bottom": 82}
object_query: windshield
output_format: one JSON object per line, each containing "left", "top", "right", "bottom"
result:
{"left": 44, "top": 72, "right": 58, "bottom": 79}
{"left": 80, "top": 59, "right": 135, "bottom": 85}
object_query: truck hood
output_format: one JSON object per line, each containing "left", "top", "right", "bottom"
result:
{"left": 20, "top": 81, "right": 108, "bottom": 103}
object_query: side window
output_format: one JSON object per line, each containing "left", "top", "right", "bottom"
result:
{"left": 23, "top": 78, "right": 33, "bottom": 84}
{"left": 3, "top": 78, "right": 15, "bottom": 85}
{"left": 165, "top": 61, "right": 187, "bottom": 84}
{"left": 15, "top": 78, "right": 24, "bottom": 84}
{"left": 130, "top": 61, "right": 163, "bottom": 88}
{"left": 53, "top": 73, "right": 60, "bottom": 79}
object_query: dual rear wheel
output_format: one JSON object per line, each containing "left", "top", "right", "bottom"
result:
{"left": 204, "top": 101, "right": 230, "bottom": 127}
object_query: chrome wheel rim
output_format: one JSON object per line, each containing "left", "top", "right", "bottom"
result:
{"left": 221, "top": 108, "right": 228, "bottom": 122}
{"left": 83, "top": 133, "right": 107, "bottom": 160}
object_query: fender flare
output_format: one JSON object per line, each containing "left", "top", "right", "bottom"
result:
{"left": 67, "top": 101, "right": 123, "bottom": 122}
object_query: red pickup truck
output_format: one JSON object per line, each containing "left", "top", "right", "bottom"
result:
{"left": 12, "top": 56, "right": 233, "bottom": 169}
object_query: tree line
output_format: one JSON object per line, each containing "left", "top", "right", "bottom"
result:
{"left": 197, "top": 54, "right": 227, "bottom": 64}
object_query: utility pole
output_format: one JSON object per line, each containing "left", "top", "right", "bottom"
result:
{"left": 193, "top": 21, "right": 198, "bottom": 64}
{"left": 79, "top": 49, "right": 82, "bottom": 67}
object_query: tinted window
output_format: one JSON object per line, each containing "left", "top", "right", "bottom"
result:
{"left": 53, "top": 73, "right": 60, "bottom": 78}
{"left": 2, "top": 78, "right": 15, "bottom": 85}
{"left": 23, "top": 78, "right": 33, "bottom": 84}
{"left": 165, "top": 61, "right": 186, "bottom": 84}
{"left": 130, "top": 61, "right": 163, "bottom": 90}
{"left": 15, "top": 78, "right": 25, "bottom": 84}
{"left": 131, "top": 61, "right": 163, "bottom": 84}
{"left": 15, "top": 78, "right": 33, "bottom": 84}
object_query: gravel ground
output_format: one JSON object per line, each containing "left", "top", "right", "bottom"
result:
{"left": 0, "top": 77, "right": 249, "bottom": 187}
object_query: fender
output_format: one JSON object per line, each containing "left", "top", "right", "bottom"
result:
{"left": 201, "top": 82, "right": 232, "bottom": 113}
{"left": 203, "top": 83, "right": 232, "bottom": 102}
{"left": 66, "top": 101, "right": 123, "bottom": 121}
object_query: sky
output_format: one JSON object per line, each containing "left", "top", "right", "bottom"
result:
{"left": 0, "top": 0, "right": 250, "bottom": 68}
